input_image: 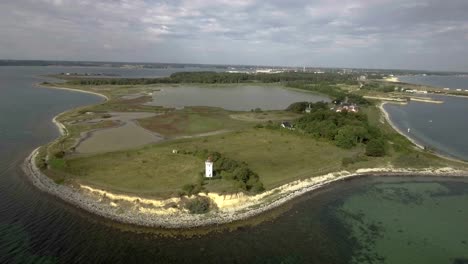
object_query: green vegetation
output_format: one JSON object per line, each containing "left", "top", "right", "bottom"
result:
{"left": 52, "top": 129, "right": 358, "bottom": 196}
{"left": 61, "top": 71, "right": 360, "bottom": 86}
{"left": 365, "top": 138, "right": 387, "bottom": 157}
{"left": 293, "top": 102, "right": 385, "bottom": 155}
{"left": 189, "top": 150, "right": 264, "bottom": 193}
{"left": 137, "top": 107, "right": 249, "bottom": 138}
{"left": 184, "top": 197, "right": 211, "bottom": 214}
{"left": 38, "top": 73, "right": 468, "bottom": 201}
{"left": 62, "top": 148, "right": 203, "bottom": 196}
{"left": 361, "top": 82, "right": 396, "bottom": 93}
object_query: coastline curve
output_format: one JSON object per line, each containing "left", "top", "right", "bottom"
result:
{"left": 21, "top": 84, "right": 468, "bottom": 230}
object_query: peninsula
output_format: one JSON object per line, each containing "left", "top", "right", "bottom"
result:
{"left": 24, "top": 71, "right": 468, "bottom": 229}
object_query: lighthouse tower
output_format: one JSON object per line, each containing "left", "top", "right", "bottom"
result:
{"left": 205, "top": 157, "right": 213, "bottom": 178}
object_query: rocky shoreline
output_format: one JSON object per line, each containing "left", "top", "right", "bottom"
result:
{"left": 22, "top": 147, "right": 468, "bottom": 229}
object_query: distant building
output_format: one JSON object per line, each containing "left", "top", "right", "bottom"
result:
{"left": 205, "top": 157, "right": 213, "bottom": 178}
{"left": 336, "top": 104, "right": 359, "bottom": 113}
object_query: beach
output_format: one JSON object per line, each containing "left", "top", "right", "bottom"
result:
{"left": 379, "top": 102, "right": 468, "bottom": 165}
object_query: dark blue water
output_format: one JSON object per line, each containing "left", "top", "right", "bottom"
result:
{"left": 1, "top": 66, "right": 468, "bottom": 263}
{"left": 385, "top": 75, "right": 468, "bottom": 161}
{"left": 399, "top": 75, "right": 468, "bottom": 90}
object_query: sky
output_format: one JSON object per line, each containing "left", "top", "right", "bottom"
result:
{"left": 1, "top": 0, "right": 468, "bottom": 71}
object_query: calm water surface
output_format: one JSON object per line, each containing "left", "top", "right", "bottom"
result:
{"left": 1, "top": 67, "right": 468, "bottom": 263}
{"left": 148, "top": 85, "right": 330, "bottom": 111}
{"left": 385, "top": 75, "right": 468, "bottom": 161}
{"left": 399, "top": 75, "right": 468, "bottom": 90}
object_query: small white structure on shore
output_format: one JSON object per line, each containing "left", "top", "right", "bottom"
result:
{"left": 205, "top": 157, "right": 213, "bottom": 178}
{"left": 305, "top": 103, "right": 312, "bottom": 113}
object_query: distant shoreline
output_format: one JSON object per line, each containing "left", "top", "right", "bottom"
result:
{"left": 35, "top": 83, "right": 109, "bottom": 101}
{"left": 379, "top": 102, "right": 468, "bottom": 164}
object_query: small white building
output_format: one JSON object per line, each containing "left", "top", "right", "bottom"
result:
{"left": 205, "top": 157, "right": 213, "bottom": 178}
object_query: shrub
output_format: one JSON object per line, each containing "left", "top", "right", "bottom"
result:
{"left": 342, "top": 157, "right": 354, "bottom": 167}
{"left": 182, "top": 184, "right": 195, "bottom": 195}
{"left": 366, "top": 138, "right": 387, "bottom": 157}
{"left": 182, "top": 183, "right": 203, "bottom": 196}
{"left": 185, "top": 197, "right": 211, "bottom": 214}
{"left": 286, "top": 102, "right": 308, "bottom": 113}
{"left": 54, "top": 151, "right": 66, "bottom": 159}
{"left": 249, "top": 181, "right": 265, "bottom": 193}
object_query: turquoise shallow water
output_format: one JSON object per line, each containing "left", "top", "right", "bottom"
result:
{"left": 1, "top": 67, "right": 468, "bottom": 263}
{"left": 334, "top": 178, "right": 468, "bottom": 264}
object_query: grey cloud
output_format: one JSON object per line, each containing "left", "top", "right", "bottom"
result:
{"left": 0, "top": 0, "right": 467, "bottom": 71}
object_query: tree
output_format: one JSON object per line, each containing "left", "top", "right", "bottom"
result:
{"left": 366, "top": 138, "right": 387, "bottom": 157}
{"left": 335, "top": 126, "right": 357, "bottom": 149}
{"left": 286, "top": 102, "right": 308, "bottom": 113}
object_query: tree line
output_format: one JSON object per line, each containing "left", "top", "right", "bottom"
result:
{"left": 63, "top": 71, "right": 360, "bottom": 86}
{"left": 288, "top": 102, "right": 386, "bottom": 156}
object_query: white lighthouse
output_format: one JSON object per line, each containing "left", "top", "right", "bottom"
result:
{"left": 205, "top": 157, "right": 213, "bottom": 178}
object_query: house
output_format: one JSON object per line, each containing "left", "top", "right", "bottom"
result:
{"left": 336, "top": 104, "right": 359, "bottom": 113}
{"left": 281, "top": 121, "right": 294, "bottom": 130}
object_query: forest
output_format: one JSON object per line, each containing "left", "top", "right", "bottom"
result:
{"left": 288, "top": 102, "right": 386, "bottom": 156}
{"left": 63, "top": 71, "right": 360, "bottom": 86}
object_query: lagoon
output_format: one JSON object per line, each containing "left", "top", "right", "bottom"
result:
{"left": 148, "top": 85, "right": 330, "bottom": 111}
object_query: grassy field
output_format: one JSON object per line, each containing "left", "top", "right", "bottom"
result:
{"left": 137, "top": 107, "right": 250, "bottom": 138}
{"left": 57, "top": 128, "right": 360, "bottom": 197}
{"left": 138, "top": 107, "right": 301, "bottom": 138}
{"left": 48, "top": 105, "right": 467, "bottom": 198}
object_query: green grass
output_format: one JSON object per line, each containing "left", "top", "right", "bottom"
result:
{"left": 59, "top": 129, "right": 360, "bottom": 196}
{"left": 64, "top": 149, "right": 203, "bottom": 197}
{"left": 137, "top": 107, "right": 250, "bottom": 137}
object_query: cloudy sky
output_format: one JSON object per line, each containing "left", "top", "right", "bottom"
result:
{"left": 1, "top": 0, "right": 468, "bottom": 71}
